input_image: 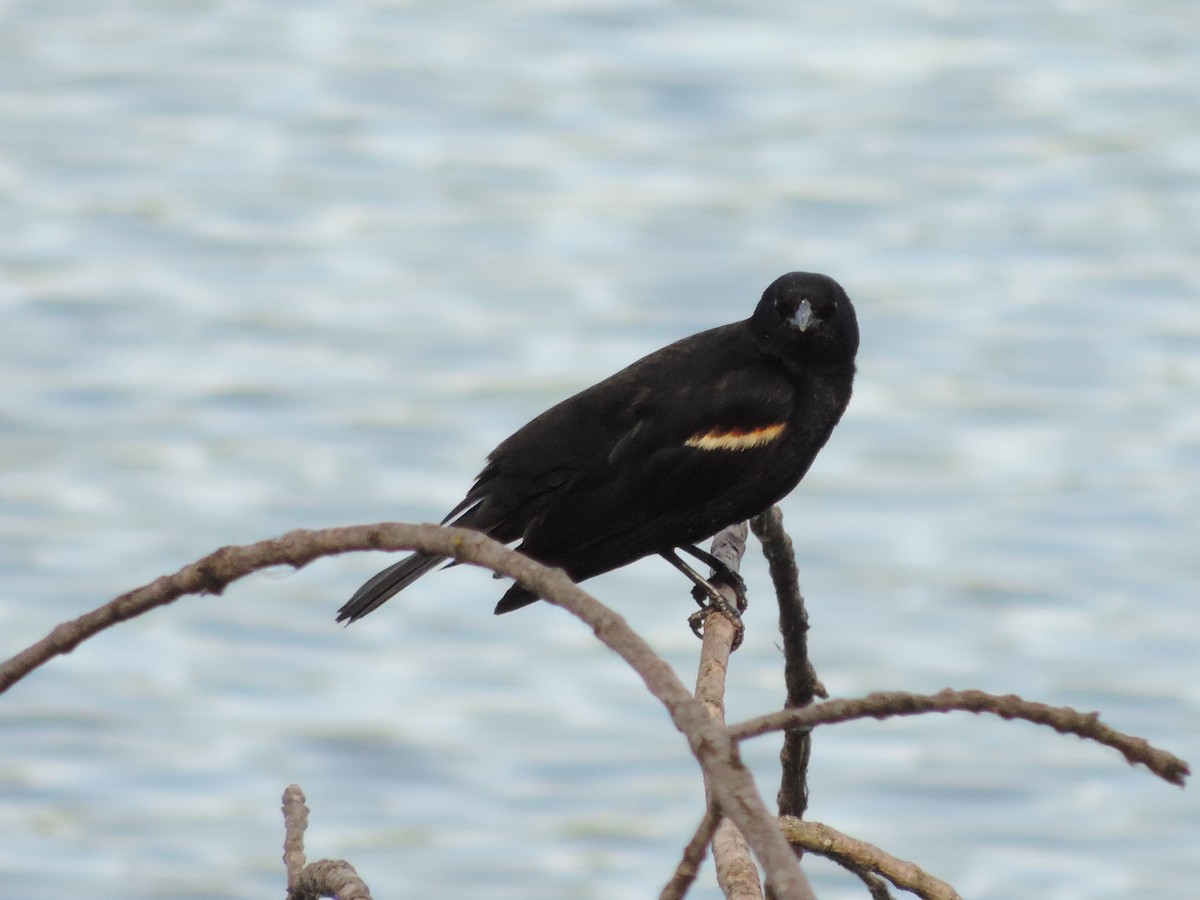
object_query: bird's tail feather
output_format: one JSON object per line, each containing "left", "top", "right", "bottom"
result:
{"left": 494, "top": 582, "right": 540, "bottom": 615}
{"left": 337, "top": 552, "right": 446, "bottom": 623}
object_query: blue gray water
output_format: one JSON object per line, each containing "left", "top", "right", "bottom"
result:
{"left": 2, "top": 2, "right": 1197, "bottom": 898}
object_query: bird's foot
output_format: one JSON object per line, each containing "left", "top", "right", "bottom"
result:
{"left": 659, "top": 548, "right": 747, "bottom": 650}
{"left": 689, "top": 573, "right": 748, "bottom": 612}
{"left": 680, "top": 545, "right": 748, "bottom": 603}
{"left": 687, "top": 579, "right": 746, "bottom": 650}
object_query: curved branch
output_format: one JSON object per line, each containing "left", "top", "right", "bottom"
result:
{"left": 289, "top": 859, "right": 372, "bottom": 900}
{"left": 730, "top": 689, "right": 1189, "bottom": 787}
{"left": 282, "top": 784, "right": 372, "bottom": 900}
{"left": 780, "top": 817, "right": 960, "bottom": 900}
{"left": 0, "top": 523, "right": 814, "bottom": 897}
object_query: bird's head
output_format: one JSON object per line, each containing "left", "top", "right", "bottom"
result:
{"left": 751, "top": 271, "right": 859, "bottom": 367}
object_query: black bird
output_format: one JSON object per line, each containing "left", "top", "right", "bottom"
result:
{"left": 339, "top": 272, "right": 858, "bottom": 642}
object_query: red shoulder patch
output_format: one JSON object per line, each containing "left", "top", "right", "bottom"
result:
{"left": 684, "top": 422, "right": 786, "bottom": 451}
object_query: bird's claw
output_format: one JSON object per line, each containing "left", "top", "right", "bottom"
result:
{"left": 690, "top": 574, "right": 748, "bottom": 612}
{"left": 687, "top": 582, "right": 746, "bottom": 650}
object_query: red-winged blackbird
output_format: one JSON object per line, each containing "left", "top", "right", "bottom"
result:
{"left": 339, "top": 272, "right": 858, "bottom": 640}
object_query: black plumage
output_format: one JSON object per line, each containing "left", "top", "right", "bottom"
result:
{"left": 338, "top": 271, "right": 858, "bottom": 630}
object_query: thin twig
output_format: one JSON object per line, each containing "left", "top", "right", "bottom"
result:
{"left": 282, "top": 784, "right": 372, "bottom": 900}
{"left": 659, "top": 801, "right": 722, "bottom": 900}
{"left": 694, "top": 528, "right": 744, "bottom": 723}
{"left": 780, "top": 818, "right": 960, "bottom": 900}
{"left": 694, "top": 523, "right": 763, "bottom": 900}
{"left": 751, "top": 508, "right": 822, "bottom": 900}
{"left": 859, "top": 871, "right": 899, "bottom": 900}
{"left": 289, "top": 859, "right": 372, "bottom": 900}
{"left": 750, "top": 507, "right": 821, "bottom": 821}
{"left": 731, "top": 689, "right": 1190, "bottom": 787}
{"left": 282, "top": 784, "right": 309, "bottom": 887}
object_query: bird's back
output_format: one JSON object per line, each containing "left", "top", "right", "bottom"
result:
{"left": 463, "top": 315, "right": 852, "bottom": 582}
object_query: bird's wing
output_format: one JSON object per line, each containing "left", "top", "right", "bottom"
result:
{"left": 442, "top": 325, "right": 741, "bottom": 537}
{"left": 516, "top": 361, "right": 804, "bottom": 577}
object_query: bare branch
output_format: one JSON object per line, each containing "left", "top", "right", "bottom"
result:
{"left": 660, "top": 802, "right": 722, "bottom": 900}
{"left": 780, "top": 818, "right": 960, "bottom": 900}
{"left": 0, "top": 523, "right": 814, "bottom": 896}
{"left": 8, "top": 519, "right": 1186, "bottom": 900}
{"left": 282, "top": 784, "right": 372, "bottom": 900}
{"left": 282, "top": 784, "right": 309, "bottom": 886}
{"left": 713, "top": 815, "right": 766, "bottom": 900}
{"left": 750, "top": 507, "right": 821, "bottom": 822}
{"left": 731, "top": 689, "right": 1190, "bottom": 787}
{"left": 749, "top": 508, "right": 824, "bottom": 697}
{"left": 289, "top": 859, "right": 372, "bottom": 900}
{"left": 859, "top": 872, "right": 898, "bottom": 900}
{"left": 694, "top": 523, "right": 748, "bottom": 722}
{"left": 692, "top": 523, "right": 764, "bottom": 900}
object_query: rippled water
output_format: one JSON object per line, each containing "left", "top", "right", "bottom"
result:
{"left": 2, "top": 3, "right": 1198, "bottom": 898}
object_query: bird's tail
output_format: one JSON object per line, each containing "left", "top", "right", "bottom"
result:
{"left": 336, "top": 552, "right": 446, "bottom": 623}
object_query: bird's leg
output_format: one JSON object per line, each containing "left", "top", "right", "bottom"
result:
{"left": 660, "top": 549, "right": 745, "bottom": 650}
{"left": 678, "top": 543, "right": 748, "bottom": 608}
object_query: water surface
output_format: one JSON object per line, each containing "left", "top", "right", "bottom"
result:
{"left": 2, "top": 2, "right": 1197, "bottom": 897}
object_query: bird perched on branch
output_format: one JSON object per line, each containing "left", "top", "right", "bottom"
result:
{"left": 339, "top": 271, "right": 858, "bottom": 645}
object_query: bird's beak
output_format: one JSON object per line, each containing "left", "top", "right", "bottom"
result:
{"left": 790, "top": 299, "right": 814, "bottom": 331}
